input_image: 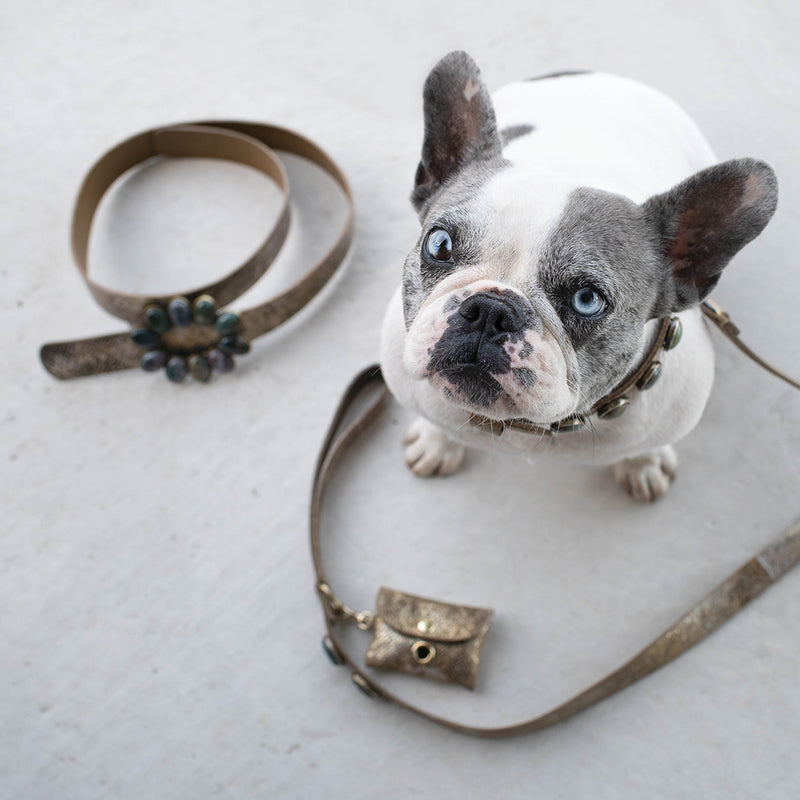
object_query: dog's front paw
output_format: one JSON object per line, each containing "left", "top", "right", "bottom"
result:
{"left": 403, "top": 417, "right": 465, "bottom": 477}
{"left": 612, "top": 445, "right": 677, "bottom": 502}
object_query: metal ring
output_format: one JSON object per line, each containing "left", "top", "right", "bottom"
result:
{"left": 411, "top": 640, "right": 437, "bottom": 665}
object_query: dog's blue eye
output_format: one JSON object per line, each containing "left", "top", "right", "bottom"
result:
{"left": 569, "top": 287, "right": 606, "bottom": 317}
{"left": 425, "top": 228, "right": 453, "bottom": 262}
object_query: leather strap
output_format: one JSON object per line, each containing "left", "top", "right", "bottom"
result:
{"left": 41, "top": 122, "right": 354, "bottom": 379}
{"left": 587, "top": 315, "right": 674, "bottom": 411}
{"left": 702, "top": 300, "right": 800, "bottom": 391}
{"left": 312, "top": 306, "right": 800, "bottom": 737}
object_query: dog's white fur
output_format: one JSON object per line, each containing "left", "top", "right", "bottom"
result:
{"left": 381, "top": 73, "right": 722, "bottom": 500}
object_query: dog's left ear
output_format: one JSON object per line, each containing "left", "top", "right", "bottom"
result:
{"left": 645, "top": 158, "right": 778, "bottom": 314}
{"left": 412, "top": 51, "right": 503, "bottom": 214}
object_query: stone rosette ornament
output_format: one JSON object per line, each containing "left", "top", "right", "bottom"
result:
{"left": 39, "top": 121, "right": 355, "bottom": 383}
{"left": 130, "top": 294, "right": 250, "bottom": 383}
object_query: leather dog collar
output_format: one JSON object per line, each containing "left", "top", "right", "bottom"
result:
{"left": 40, "top": 122, "right": 354, "bottom": 381}
{"left": 467, "top": 299, "right": 800, "bottom": 438}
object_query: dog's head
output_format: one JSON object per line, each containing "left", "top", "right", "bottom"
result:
{"left": 400, "top": 52, "right": 778, "bottom": 423}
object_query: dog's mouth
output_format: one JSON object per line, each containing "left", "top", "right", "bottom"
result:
{"left": 435, "top": 363, "right": 509, "bottom": 409}
{"left": 423, "top": 292, "right": 531, "bottom": 412}
{"left": 424, "top": 342, "right": 575, "bottom": 422}
{"left": 427, "top": 359, "right": 550, "bottom": 421}
{"left": 424, "top": 312, "right": 540, "bottom": 416}
{"left": 404, "top": 281, "right": 578, "bottom": 421}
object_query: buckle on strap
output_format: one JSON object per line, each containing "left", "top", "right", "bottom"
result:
{"left": 701, "top": 299, "right": 741, "bottom": 336}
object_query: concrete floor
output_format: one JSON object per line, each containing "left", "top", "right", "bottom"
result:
{"left": 2, "top": 1, "right": 799, "bottom": 798}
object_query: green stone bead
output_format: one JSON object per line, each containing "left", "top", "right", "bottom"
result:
{"left": 208, "top": 348, "right": 234, "bottom": 373}
{"left": 193, "top": 294, "right": 218, "bottom": 326}
{"left": 637, "top": 361, "right": 663, "bottom": 391}
{"left": 140, "top": 349, "right": 166, "bottom": 372}
{"left": 215, "top": 311, "right": 241, "bottom": 336}
{"left": 188, "top": 354, "right": 212, "bottom": 383}
{"left": 168, "top": 296, "right": 192, "bottom": 327}
{"left": 597, "top": 397, "right": 630, "bottom": 420}
{"left": 219, "top": 336, "right": 250, "bottom": 355}
{"left": 664, "top": 317, "right": 683, "bottom": 351}
{"left": 165, "top": 356, "right": 187, "bottom": 383}
{"left": 144, "top": 304, "right": 171, "bottom": 333}
{"left": 130, "top": 327, "right": 158, "bottom": 348}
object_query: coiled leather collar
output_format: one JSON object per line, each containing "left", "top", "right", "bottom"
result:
{"left": 40, "top": 122, "right": 354, "bottom": 381}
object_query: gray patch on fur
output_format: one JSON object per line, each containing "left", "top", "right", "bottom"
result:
{"left": 512, "top": 367, "right": 537, "bottom": 388}
{"left": 402, "top": 268, "right": 426, "bottom": 329}
{"left": 536, "top": 187, "right": 665, "bottom": 409}
{"left": 402, "top": 159, "right": 509, "bottom": 328}
{"left": 403, "top": 51, "right": 512, "bottom": 328}
{"left": 412, "top": 51, "right": 503, "bottom": 215}
{"left": 500, "top": 124, "right": 535, "bottom": 146}
{"left": 531, "top": 164, "right": 777, "bottom": 409}
{"left": 526, "top": 69, "right": 592, "bottom": 82}
{"left": 442, "top": 294, "right": 464, "bottom": 314}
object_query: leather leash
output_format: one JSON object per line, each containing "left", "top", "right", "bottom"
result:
{"left": 41, "top": 122, "right": 354, "bottom": 380}
{"left": 40, "top": 122, "right": 800, "bottom": 734}
{"left": 701, "top": 300, "right": 800, "bottom": 390}
{"left": 312, "top": 309, "right": 800, "bottom": 737}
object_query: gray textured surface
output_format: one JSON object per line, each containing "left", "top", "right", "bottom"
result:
{"left": 2, "top": 1, "right": 799, "bottom": 798}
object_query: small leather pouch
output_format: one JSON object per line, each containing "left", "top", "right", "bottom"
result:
{"left": 365, "top": 587, "right": 493, "bottom": 690}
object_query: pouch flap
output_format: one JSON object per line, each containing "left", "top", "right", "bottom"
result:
{"left": 376, "top": 587, "right": 493, "bottom": 643}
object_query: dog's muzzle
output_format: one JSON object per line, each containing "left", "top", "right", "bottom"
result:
{"left": 425, "top": 291, "right": 531, "bottom": 407}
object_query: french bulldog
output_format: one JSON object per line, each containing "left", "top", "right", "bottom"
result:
{"left": 379, "top": 51, "right": 778, "bottom": 501}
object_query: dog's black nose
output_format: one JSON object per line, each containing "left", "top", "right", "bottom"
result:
{"left": 458, "top": 292, "right": 526, "bottom": 337}
{"left": 428, "top": 290, "right": 531, "bottom": 405}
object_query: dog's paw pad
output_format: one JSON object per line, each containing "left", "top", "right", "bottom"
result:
{"left": 403, "top": 417, "right": 465, "bottom": 477}
{"left": 612, "top": 445, "right": 677, "bottom": 502}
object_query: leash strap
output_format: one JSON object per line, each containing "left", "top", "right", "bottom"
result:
{"left": 41, "top": 122, "right": 354, "bottom": 380}
{"left": 312, "top": 304, "right": 800, "bottom": 737}
{"left": 702, "top": 300, "right": 800, "bottom": 390}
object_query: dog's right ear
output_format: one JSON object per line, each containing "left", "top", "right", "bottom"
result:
{"left": 412, "top": 51, "right": 502, "bottom": 214}
{"left": 644, "top": 158, "right": 778, "bottom": 314}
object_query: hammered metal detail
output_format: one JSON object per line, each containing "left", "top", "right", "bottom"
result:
{"left": 322, "top": 635, "right": 345, "bottom": 666}
{"left": 664, "top": 317, "right": 683, "bottom": 350}
{"left": 551, "top": 415, "right": 587, "bottom": 433}
{"left": 637, "top": 361, "right": 663, "bottom": 391}
{"left": 597, "top": 397, "right": 630, "bottom": 420}
{"left": 365, "top": 588, "right": 493, "bottom": 690}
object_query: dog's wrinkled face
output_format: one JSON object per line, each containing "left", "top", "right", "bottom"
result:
{"left": 402, "top": 166, "right": 665, "bottom": 421}
{"left": 399, "top": 52, "right": 778, "bottom": 423}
